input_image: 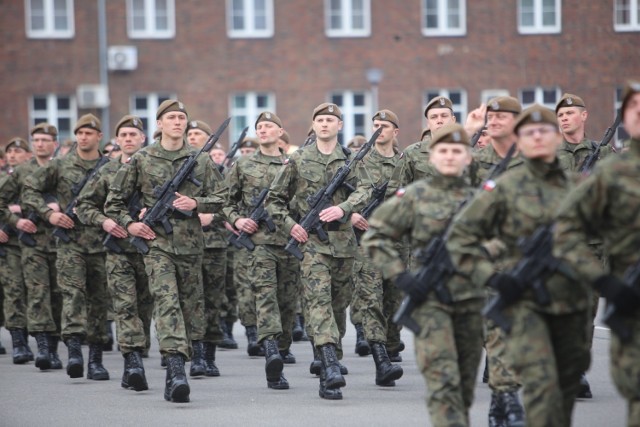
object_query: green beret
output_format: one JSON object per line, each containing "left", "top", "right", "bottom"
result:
{"left": 187, "top": 119, "right": 212, "bottom": 136}
{"left": 424, "top": 96, "right": 453, "bottom": 117}
{"left": 429, "top": 123, "right": 469, "bottom": 149}
{"left": 6, "top": 137, "right": 31, "bottom": 153}
{"left": 115, "top": 115, "right": 144, "bottom": 136}
{"left": 211, "top": 142, "right": 225, "bottom": 151}
{"left": 372, "top": 109, "right": 399, "bottom": 128}
{"left": 621, "top": 80, "right": 640, "bottom": 120}
{"left": 487, "top": 96, "right": 522, "bottom": 114}
{"left": 74, "top": 113, "right": 102, "bottom": 134}
{"left": 514, "top": 104, "right": 558, "bottom": 134}
{"left": 240, "top": 137, "right": 258, "bottom": 149}
{"left": 30, "top": 122, "right": 58, "bottom": 138}
{"left": 347, "top": 135, "right": 367, "bottom": 149}
{"left": 307, "top": 125, "right": 315, "bottom": 136}
{"left": 156, "top": 100, "right": 188, "bottom": 120}
{"left": 255, "top": 111, "right": 283, "bottom": 129}
{"left": 280, "top": 130, "right": 290, "bottom": 145}
{"left": 555, "top": 93, "right": 586, "bottom": 113}
{"left": 153, "top": 129, "right": 162, "bottom": 140}
{"left": 312, "top": 103, "right": 342, "bottom": 120}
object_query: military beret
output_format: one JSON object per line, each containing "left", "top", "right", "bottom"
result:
{"left": 347, "top": 135, "right": 367, "bottom": 149}
{"left": 115, "top": 115, "right": 145, "bottom": 136}
{"left": 255, "top": 111, "right": 283, "bottom": 129}
{"left": 372, "top": 109, "right": 399, "bottom": 128}
{"left": 514, "top": 104, "right": 559, "bottom": 134}
{"left": 312, "top": 103, "right": 342, "bottom": 120}
{"left": 555, "top": 93, "right": 586, "bottom": 113}
{"left": 487, "top": 96, "right": 522, "bottom": 114}
{"left": 429, "top": 123, "right": 470, "bottom": 149}
{"left": 307, "top": 125, "right": 315, "bottom": 136}
{"left": 6, "top": 137, "right": 31, "bottom": 153}
{"left": 187, "top": 119, "right": 212, "bottom": 136}
{"left": 621, "top": 80, "right": 640, "bottom": 120}
{"left": 280, "top": 130, "right": 290, "bottom": 145}
{"left": 74, "top": 113, "right": 102, "bottom": 134}
{"left": 240, "top": 137, "right": 258, "bottom": 149}
{"left": 211, "top": 142, "right": 225, "bottom": 151}
{"left": 153, "top": 129, "right": 162, "bottom": 140}
{"left": 420, "top": 127, "right": 430, "bottom": 141}
{"left": 156, "top": 100, "right": 188, "bottom": 120}
{"left": 424, "top": 96, "right": 453, "bottom": 117}
{"left": 30, "top": 122, "right": 58, "bottom": 138}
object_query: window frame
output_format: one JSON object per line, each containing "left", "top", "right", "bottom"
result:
{"left": 325, "top": 0, "right": 371, "bottom": 38}
{"left": 226, "top": 0, "right": 275, "bottom": 38}
{"left": 421, "top": 0, "right": 467, "bottom": 37}
{"left": 517, "top": 0, "right": 562, "bottom": 35}
{"left": 518, "top": 86, "right": 561, "bottom": 109}
{"left": 30, "top": 94, "right": 77, "bottom": 142}
{"left": 614, "top": 0, "right": 640, "bottom": 32}
{"left": 127, "top": 0, "right": 176, "bottom": 39}
{"left": 25, "top": 0, "right": 75, "bottom": 39}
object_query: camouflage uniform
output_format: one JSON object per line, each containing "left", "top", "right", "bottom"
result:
{"left": 234, "top": 249, "right": 256, "bottom": 327}
{"left": 557, "top": 137, "right": 615, "bottom": 172}
{"left": 201, "top": 223, "right": 227, "bottom": 346}
{"left": 385, "top": 137, "right": 434, "bottom": 196}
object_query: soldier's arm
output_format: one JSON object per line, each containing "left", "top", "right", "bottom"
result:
{"left": 266, "top": 158, "right": 298, "bottom": 236}
{"left": 22, "top": 159, "right": 59, "bottom": 221}
{"left": 76, "top": 168, "right": 110, "bottom": 227}
{"left": 221, "top": 160, "right": 244, "bottom": 226}
{"left": 336, "top": 164, "right": 374, "bottom": 222}
{"left": 0, "top": 175, "right": 21, "bottom": 226}
{"left": 105, "top": 158, "right": 138, "bottom": 228}
{"left": 193, "top": 155, "right": 228, "bottom": 216}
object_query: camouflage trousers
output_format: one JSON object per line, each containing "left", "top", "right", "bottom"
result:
{"left": 349, "top": 251, "right": 365, "bottom": 325}
{"left": 300, "top": 252, "right": 353, "bottom": 358}
{"left": 105, "top": 252, "right": 153, "bottom": 354}
{"left": 415, "top": 298, "right": 484, "bottom": 427}
{"left": 0, "top": 245, "right": 27, "bottom": 329}
{"left": 22, "top": 246, "right": 61, "bottom": 335}
{"left": 610, "top": 312, "right": 640, "bottom": 427}
{"left": 56, "top": 247, "right": 108, "bottom": 344}
{"left": 144, "top": 249, "right": 204, "bottom": 360}
{"left": 484, "top": 291, "right": 520, "bottom": 392}
{"left": 506, "top": 305, "right": 590, "bottom": 427}
{"left": 221, "top": 245, "right": 238, "bottom": 323}
{"left": 202, "top": 247, "right": 227, "bottom": 344}
{"left": 249, "top": 244, "right": 299, "bottom": 349}
{"left": 234, "top": 248, "right": 257, "bottom": 327}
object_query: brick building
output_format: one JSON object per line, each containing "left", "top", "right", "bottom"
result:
{"left": 1, "top": 0, "right": 638, "bottom": 149}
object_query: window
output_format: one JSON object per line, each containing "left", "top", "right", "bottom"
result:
{"left": 325, "top": 0, "right": 371, "bottom": 37}
{"left": 227, "top": 0, "right": 274, "bottom": 38}
{"left": 330, "top": 91, "right": 369, "bottom": 146}
{"left": 421, "top": 0, "right": 466, "bottom": 36}
{"left": 30, "top": 94, "right": 77, "bottom": 142}
{"left": 424, "top": 89, "right": 467, "bottom": 123}
{"left": 127, "top": 0, "right": 175, "bottom": 39}
{"left": 480, "top": 89, "right": 510, "bottom": 105}
{"left": 614, "top": 0, "right": 640, "bottom": 31}
{"left": 518, "top": 0, "right": 561, "bottom": 34}
{"left": 26, "top": 0, "right": 74, "bottom": 38}
{"left": 229, "top": 92, "right": 276, "bottom": 144}
{"left": 518, "top": 86, "right": 561, "bottom": 109}
{"left": 130, "top": 93, "right": 174, "bottom": 142}
{"left": 615, "top": 86, "right": 630, "bottom": 144}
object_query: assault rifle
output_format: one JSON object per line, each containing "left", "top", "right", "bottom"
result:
{"left": 53, "top": 155, "right": 111, "bottom": 243}
{"left": 103, "top": 191, "right": 142, "bottom": 254}
{"left": 470, "top": 114, "right": 488, "bottom": 148}
{"left": 579, "top": 109, "right": 622, "bottom": 175}
{"left": 602, "top": 261, "right": 640, "bottom": 343}
{"left": 18, "top": 193, "right": 56, "bottom": 247}
{"left": 130, "top": 117, "right": 231, "bottom": 255}
{"left": 228, "top": 188, "right": 275, "bottom": 251}
{"left": 354, "top": 180, "right": 388, "bottom": 244}
{"left": 284, "top": 127, "right": 382, "bottom": 260}
{"left": 301, "top": 132, "right": 317, "bottom": 148}
{"left": 224, "top": 126, "right": 248, "bottom": 168}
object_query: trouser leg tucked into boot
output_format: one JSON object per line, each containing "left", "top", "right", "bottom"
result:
{"left": 34, "top": 332, "right": 51, "bottom": 370}
{"left": 370, "top": 342, "right": 403, "bottom": 387}
{"left": 189, "top": 340, "right": 206, "bottom": 377}
{"left": 318, "top": 365, "right": 342, "bottom": 400}
{"left": 22, "top": 329, "right": 34, "bottom": 361}
{"left": 204, "top": 342, "right": 220, "bottom": 377}
{"left": 219, "top": 319, "right": 238, "bottom": 350}
{"left": 87, "top": 343, "right": 110, "bottom": 380}
{"left": 264, "top": 338, "right": 288, "bottom": 389}
{"left": 354, "top": 324, "right": 370, "bottom": 356}
{"left": 10, "top": 329, "right": 29, "bottom": 364}
{"left": 122, "top": 350, "right": 148, "bottom": 391}
{"left": 48, "top": 336, "right": 63, "bottom": 370}
{"left": 309, "top": 340, "right": 322, "bottom": 376}
{"left": 245, "top": 326, "right": 262, "bottom": 356}
{"left": 320, "top": 344, "right": 345, "bottom": 390}
{"left": 65, "top": 335, "right": 84, "bottom": 378}
{"left": 164, "top": 353, "right": 190, "bottom": 403}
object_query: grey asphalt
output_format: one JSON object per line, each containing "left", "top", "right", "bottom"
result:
{"left": 0, "top": 299, "right": 628, "bottom": 426}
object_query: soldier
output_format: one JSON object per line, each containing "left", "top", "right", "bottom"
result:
{"left": 347, "top": 135, "right": 366, "bottom": 154}
{"left": 475, "top": 127, "right": 491, "bottom": 150}
{"left": 266, "top": 102, "right": 372, "bottom": 400}
{"left": 23, "top": 114, "right": 112, "bottom": 381}
{"left": 105, "top": 101, "right": 227, "bottom": 403}
{"left": 224, "top": 111, "right": 300, "bottom": 389}
{"left": 553, "top": 80, "right": 640, "bottom": 427}
{"left": 0, "top": 147, "right": 7, "bottom": 174}
{"left": 209, "top": 142, "right": 227, "bottom": 168}
{"left": 56, "top": 139, "right": 74, "bottom": 158}
{"left": 75, "top": 115, "right": 153, "bottom": 391}
{"left": 239, "top": 137, "right": 258, "bottom": 156}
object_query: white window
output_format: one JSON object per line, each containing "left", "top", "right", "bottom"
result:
{"left": 127, "top": 0, "right": 175, "bottom": 39}
{"left": 424, "top": 89, "right": 467, "bottom": 123}
{"left": 30, "top": 94, "right": 77, "bottom": 142}
{"left": 330, "top": 91, "right": 369, "bottom": 146}
{"left": 25, "top": 0, "right": 74, "bottom": 39}
{"left": 227, "top": 0, "right": 274, "bottom": 38}
{"left": 615, "top": 86, "right": 629, "bottom": 143}
{"left": 229, "top": 92, "right": 276, "bottom": 144}
{"left": 614, "top": 0, "right": 640, "bottom": 31}
{"left": 518, "top": 0, "right": 561, "bottom": 34}
{"left": 421, "top": 0, "right": 466, "bottom": 36}
{"left": 480, "top": 89, "right": 511, "bottom": 105}
{"left": 130, "top": 93, "right": 175, "bottom": 142}
{"left": 325, "top": 0, "right": 371, "bottom": 37}
{"left": 518, "top": 86, "right": 561, "bottom": 109}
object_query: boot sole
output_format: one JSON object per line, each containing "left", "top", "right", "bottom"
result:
{"left": 87, "top": 372, "right": 110, "bottom": 380}
{"left": 325, "top": 374, "right": 346, "bottom": 390}
{"left": 13, "top": 355, "right": 30, "bottom": 364}
{"left": 267, "top": 380, "right": 290, "bottom": 390}
{"left": 319, "top": 388, "right": 343, "bottom": 400}
{"left": 355, "top": 345, "right": 371, "bottom": 357}
{"left": 67, "top": 362, "right": 84, "bottom": 378}
{"left": 205, "top": 369, "right": 221, "bottom": 377}
{"left": 265, "top": 357, "right": 284, "bottom": 382}
{"left": 36, "top": 356, "right": 51, "bottom": 370}
{"left": 377, "top": 366, "right": 403, "bottom": 385}
{"left": 168, "top": 384, "right": 190, "bottom": 402}
{"left": 247, "top": 345, "right": 262, "bottom": 357}
{"left": 189, "top": 367, "right": 206, "bottom": 377}
{"left": 127, "top": 371, "right": 149, "bottom": 392}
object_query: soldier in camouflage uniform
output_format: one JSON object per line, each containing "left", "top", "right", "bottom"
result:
{"left": 105, "top": 101, "right": 227, "bottom": 403}
{"left": 266, "top": 102, "right": 372, "bottom": 400}
{"left": 553, "top": 81, "right": 640, "bottom": 427}
{"left": 363, "top": 123, "right": 483, "bottom": 426}
{"left": 224, "top": 111, "right": 300, "bottom": 390}
{"left": 75, "top": 115, "right": 152, "bottom": 392}
{"left": 23, "top": 114, "right": 111, "bottom": 381}
{"left": 447, "top": 105, "right": 591, "bottom": 427}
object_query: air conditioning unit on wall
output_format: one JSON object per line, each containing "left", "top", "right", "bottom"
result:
{"left": 77, "top": 84, "right": 110, "bottom": 108}
{"left": 108, "top": 45, "right": 138, "bottom": 71}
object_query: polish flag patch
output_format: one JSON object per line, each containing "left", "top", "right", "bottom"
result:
{"left": 395, "top": 188, "right": 406, "bottom": 197}
{"left": 483, "top": 180, "right": 496, "bottom": 192}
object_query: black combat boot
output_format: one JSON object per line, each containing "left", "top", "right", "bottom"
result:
{"left": 87, "top": 343, "right": 110, "bottom": 380}
{"left": 488, "top": 392, "right": 506, "bottom": 427}
{"left": 34, "top": 332, "right": 51, "bottom": 370}
{"left": 370, "top": 342, "right": 403, "bottom": 387}
{"left": 577, "top": 373, "right": 592, "bottom": 398}
{"left": 65, "top": 335, "right": 84, "bottom": 378}
{"left": 320, "top": 344, "right": 346, "bottom": 390}
{"left": 48, "top": 336, "right": 63, "bottom": 369}
{"left": 203, "top": 342, "right": 220, "bottom": 377}
{"left": 354, "top": 324, "right": 371, "bottom": 356}
{"left": 318, "top": 365, "right": 342, "bottom": 400}
{"left": 292, "top": 314, "right": 305, "bottom": 342}
{"left": 309, "top": 341, "right": 322, "bottom": 376}
{"left": 483, "top": 355, "right": 489, "bottom": 383}
{"left": 189, "top": 340, "right": 206, "bottom": 377}
{"left": 264, "top": 339, "right": 288, "bottom": 390}
{"left": 103, "top": 320, "right": 114, "bottom": 351}
{"left": 0, "top": 336, "right": 6, "bottom": 354}
{"left": 245, "top": 326, "right": 261, "bottom": 356}
{"left": 22, "top": 329, "right": 34, "bottom": 361}
{"left": 219, "top": 319, "right": 238, "bottom": 349}
{"left": 10, "top": 329, "right": 30, "bottom": 364}
{"left": 501, "top": 391, "right": 525, "bottom": 427}
{"left": 122, "top": 350, "right": 148, "bottom": 391}
{"left": 387, "top": 341, "right": 404, "bottom": 363}
{"left": 164, "top": 353, "right": 190, "bottom": 402}
{"left": 280, "top": 349, "right": 296, "bottom": 364}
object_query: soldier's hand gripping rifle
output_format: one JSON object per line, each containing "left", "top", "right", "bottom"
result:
{"left": 601, "top": 261, "right": 640, "bottom": 343}
{"left": 102, "top": 191, "right": 142, "bottom": 254}
{"left": 130, "top": 118, "right": 231, "bottom": 255}
{"left": 579, "top": 109, "right": 622, "bottom": 175}
{"left": 354, "top": 180, "right": 388, "bottom": 245}
{"left": 223, "top": 126, "right": 248, "bottom": 168}
{"left": 228, "top": 188, "right": 275, "bottom": 251}
{"left": 284, "top": 127, "right": 382, "bottom": 261}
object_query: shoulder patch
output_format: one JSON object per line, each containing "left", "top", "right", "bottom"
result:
{"left": 395, "top": 188, "right": 406, "bottom": 197}
{"left": 284, "top": 158, "right": 290, "bottom": 165}
{"left": 482, "top": 180, "right": 497, "bottom": 192}
{"left": 399, "top": 152, "right": 405, "bottom": 159}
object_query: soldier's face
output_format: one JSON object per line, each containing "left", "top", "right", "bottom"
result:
{"left": 487, "top": 112, "right": 517, "bottom": 140}
{"left": 623, "top": 92, "right": 640, "bottom": 139}
{"left": 372, "top": 120, "right": 398, "bottom": 145}
{"left": 476, "top": 130, "right": 491, "bottom": 149}
{"left": 256, "top": 121, "right": 283, "bottom": 146}
{"left": 75, "top": 128, "right": 102, "bottom": 153}
{"left": 556, "top": 107, "right": 587, "bottom": 137}
{"left": 426, "top": 108, "right": 455, "bottom": 132}
{"left": 240, "top": 147, "right": 256, "bottom": 156}
{"left": 517, "top": 123, "right": 562, "bottom": 163}
{"left": 429, "top": 142, "right": 471, "bottom": 176}
{"left": 31, "top": 133, "right": 58, "bottom": 159}
{"left": 313, "top": 115, "right": 343, "bottom": 141}
{"left": 117, "top": 127, "right": 145, "bottom": 156}
{"left": 157, "top": 112, "right": 188, "bottom": 140}
{"left": 210, "top": 148, "right": 226, "bottom": 164}
{"left": 6, "top": 147, "right": 31, "bottom": 166}
{"left": 187, "top": 128, "right": 209, "bottom": 149}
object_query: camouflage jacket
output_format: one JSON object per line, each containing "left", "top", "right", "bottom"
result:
{"left": 355, "top": 145, "right": 401, "bottom": 205}
{"left": 363, "top": 172, "right": 483, "bottom": 302}
{"left": 469, "top": 142, "right": 524, "bottom": 186}
{"left": 105, "top": 141, "right": 227, "bottom": 256}
{"left": 557, "top": 137, "right": 615, "bottom": 173}
{"left": 22, "top": 150, "right": 110, "bottom": 254}
{"left": 446, "top": 158, "right": 590, "bottom": 314}
{"left": 385, "top": 139, "right": 435, "bottom": 196}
